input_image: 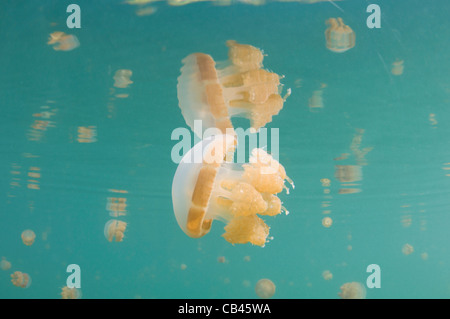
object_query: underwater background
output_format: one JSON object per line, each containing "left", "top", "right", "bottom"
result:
{"left": 1, "top": 0, "right": 450, "bottom": 299}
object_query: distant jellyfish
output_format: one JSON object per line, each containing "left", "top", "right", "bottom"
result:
{"left": 104, "top": 219, "right": 127, "bottom": 242}
{"left": 255, "top": 278, "right": 276, "bottom": 299}
{"left": 243, "top": 255, "right": 251, "bottom": 262}
{"left": 61, "top": 286, "right": 82, "bottom": 299}
{"left": 391, "top": 59, "right": 404, "bottom": 76}
{"left": 338, "top": 282, "right": 366, "bottom": 299}
{"left": 325, "top": 17, "right": 355, "bottom": 53}
{"left": 308, "top": 83, "right": 326, "bottom": 111}
{"left": 1, "top": 257, "right": 11, "bottom": 271}
{"left": 180, "top": 263, "right": 187, "bottom": 270}
{"left": 113, "top": 69, "right": 133, "bottom": 88}
{"left": 322, "top": 217, "right": 333, "bottom": 228}
{"left": 322, "top": 270, "right": 333, "bottom": 280}
{"left": 21, "top": 229, "right": 36, "bottom": 246}
{"left": 177, "top": 40, "right": 290, "bottom": 137}
{"left": 172, "top": 134, "right": 293, "bottom": 247}
{"left": 217, "top": 256, "right": 226, "bottom": 263}
{"left": 11, "top": 271, "right": 32, "bottom": 288}
{"left": 402, "top": 243, "right": 414, "bottom": 255}
{"left": 47, "top": 31, "right": 79, "bottom": 51}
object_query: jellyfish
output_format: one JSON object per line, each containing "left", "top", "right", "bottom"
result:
{"left": 104, "top": 219, "right": 127, "bottom": 242}
{"left": 61, "top": 286, "right": 82, "bottom": 299}
{"left": 113, "top": 69, "right": 133, "bottom": 88}
{"left": 391, "top": 59, "right": 404, "bottom": 76}
{"left": 47, "top": 31, "right": 80, "bottom": 51}
{"left": 335, "top": 165, "right": 362, "bottom": 183}
{"left": 402, "top": 243, "right": 414, "bottom": 255}
{"left": 322, "top": 270, "right": 333, "bottom": 280}
{"left": 0, "top": 257, "right": 11, "bottom": 271}
{"left": 255, "top": 278, "right": 276, "bottom": 299}
{"left": 177, "top": 40, "right": 290, "bottom": 137}
{"left": 338, "top": 282, "right": 366, "bottom": 299}
{"left": 325, "top": 17, "right": 355, "bottom": 53}
{"left": 21, "top": 229, "right": 36, "bottom": 246}
{"left": 322, "top": 217, "right": 333, "bottom": 228}
{"left": 172, "top": 134, "right": 293, "bottom": 247}
{"left": 11, "top": 271, "right": 32, "bottom": 288}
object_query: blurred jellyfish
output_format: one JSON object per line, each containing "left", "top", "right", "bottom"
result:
{"left": 21, "top": 229, "right": 36, "bottom": 246}
{"left": 322, "top": 217, "right": 333, "bottom": 228}
{"left": 1, "top": 257, "right": 11, "bottom": 271}
{"left": 402, "top": 243, "right": 414, "bottom": 255}
{"left": 335, "top": 165, "right": 362, "bottom": 183}
{"left": 104, "top": 219, "right": 127, "bottom": 242}
{"left": 338, "top": 282, "right": 366, "bottom": 299}
{"left": 391, "top": 59, "right": 404, "bottom": 76}
{"left": 217, "top": 256, "right": 226, "bottom": 263}
{"left": 322, "top": 270, "right": 333, "bottom": 280}
{"left": 308, "top": 84, "right": 326, "bottom": 111}
{"left": 177, "top": 40, "right": 290, "bottom": 136}
{"left": 325, "top": 17, "right": 355, "bottom": 53}
{"left": 135, "top": 6, "right": 157, "bottom": 16}
{"left": 421, "top": 252, "right": 428, "bottom": 260}
{"left": 61, "top": 286, "right": 82, "bottom": 299}
{"left": 255, "top": 278, "right": 276, "bottom": 299}
{"left": 172, "top": 134, "right": 293, "bottom": 247}
{"left": 47, "top": 31, "right": 79, "bottom": 51}
{"left": 180, "top": 263, "right": 187, "bottom": 270}
{"left": 113, "top": 69, "right": 133, "bottom": 88}
{"left": 11, "top": 271, "right": 32, "bottom": 288}
{"left": 243, "top": 255, "right": 251, "bottom": 262}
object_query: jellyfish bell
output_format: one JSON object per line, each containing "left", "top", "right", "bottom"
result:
{"left": 104, "top": 219, "right": 127, "bottom": 242}
{"left": 172, "top": 134, "right": 293, "bottom": 246}
{"left": 338, "top": 281, "right": 366, "bottom": 299}
{"left": 48, "top": 31, "right": 79, "bottom": 51}
{"left": 11, "top": 271, "right": 32, "bottom": 288}
{"left": 0, "top": 257, "right": 11, "bottom": 271}
{"left": 177, "top": 40, "right": 290, "bottom": 137}
{"left": 325, "top": 17, "right": 355, "bottom": 53}
{"left": 21, "top": 229, "right": 36, "bottom": 246}
{"left": 255, "top": 278, "right": 276, "bottom": 299}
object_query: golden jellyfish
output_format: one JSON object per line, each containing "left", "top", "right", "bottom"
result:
{"left": 61, "top": 286, "right": 82, "bottom": 299}
{"left": 322, "top": 270, "right": 333, "bottom": 280}
{"left": 325, "top": 17, "right": 355, "bottom": 53}
{"left": 402, "top": 243, "right": 414, "bottom": 255}
{"left": 177, "top": 40, "right": 290, "bottom": 136}
{"left": 11, "top": 271, "right": 32, "bottom": 288}
{"left": 104, "top": 219, "right": 127, "bottom": 242}
{"left": 255, "top": 278, "right": 276, "bottom": 299}
{"left": 338, "top": 282, "right": 366, "bottom": 299}
{"left": 0, "top": 257, "right": 11, "bottom": 271}
{"left": 322, "top": 216, "right": 333, "bottom": 228}
{"left": 113, "top": 69, "right": 133, "bottom": 88}
{"left": 47, "top": 31, "right": 80, "bottom": 51}
{"left": 172, "top": 134, "right": 293, "bottom": 247}
{"left": 21, "top": 229, "right": 36, "bottom": 246}
{"left": 335, "top": 165, "right": 362, "bottom": 183}
{"left": 391, "top": 59, "right": 404, "bottom": 76}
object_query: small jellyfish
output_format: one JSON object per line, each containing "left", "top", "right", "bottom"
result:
{"left": 391, "top": 59, "right": 404, "bottom": 76}
{"left": 172, "top": 134, "right": 293, "bottom": 247}
{"left": 180, "top": 263, "right": 187, "bottom": 270}
{"left": 177, "top": 40, "right": 290, "bottom": 137}
{"left": 1, "top": 257, "right": 11, "bottom": 271}
{"left": 11, "top": 271, "right": 32, "bottom": 288}
{"left": 217, "top": 256, "right": 226, "bottom": 263}
{"left": 255, "top": 278, "right": 276, "bottom": 299}
{"left": 322, "top": 270, "right": 333, "bottom": 280}
{"left": 402, "top": 243, "right": 414, "bottom": 255}
{"left": 104, "top": 219, "right": 127, "bottom": 242}
{"left": 338, "top": 282, "right": 366, "bottom": 299}
{"left": 61, "top": 286, "right": 82, "bottom": 299}
{"left": 325, "top": 17, "right": 355, "bottom": 53}
{"left": 21, "top": 229, "right": 36, "bottom": 246}
{"left": 322, "top": 217, "right": 333, "bottom": 228}
{"left": 47, "top": 31, "right": 80, "bottom": 51}
{"left": 113, "top": 69, "right": 133, "bottom": 88}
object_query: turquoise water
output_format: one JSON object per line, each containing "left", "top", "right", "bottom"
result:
{"left": 1, "top": 0, "right": 450, "bottom": 299}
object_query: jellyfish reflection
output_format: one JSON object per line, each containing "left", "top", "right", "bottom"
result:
{"left": 21, "top": 229, "right": 36, "bottom": 246}
{"left": 104, "top": 219, "right": 127, "bottom": 242}
{"left": 255, "top": 278, "right": 276, "bottom": 299}
{"left": 325, "top": 17, "right": 355, "bottom": 53}
{"left": 177, "top": 40, "right": 290, "bottom": 136}
{"left": 172, "top": 134, "right": 293, "bottom": 247}
{"left": 11, "top": 271, "right": 31, "bottom": 288}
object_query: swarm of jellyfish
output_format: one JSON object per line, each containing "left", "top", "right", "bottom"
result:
{"left": 177, "top": 40, "right": 290, "bottom": 137}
